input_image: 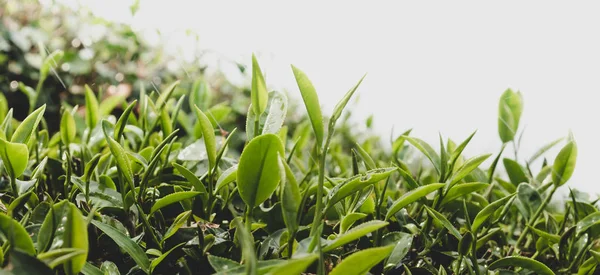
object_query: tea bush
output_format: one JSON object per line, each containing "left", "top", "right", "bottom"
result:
{"left": 1, "top": 3, "right": 597, "bottom": 275}
{"left": 0, "top": 49, "right": 594, "bottom": 275}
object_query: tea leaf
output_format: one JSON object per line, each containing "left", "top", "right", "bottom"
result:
{"left": 237, "top": 134, "right": 284, "bottom": 207}
{"left": 266, "top": 254, "right": 318, "bottom": 275}
{"left": 279, "top": 156, "right": 300, "bottom": 233}
{"left": 488, "top": 256, "right": 554, "bottom": 275}
{"left": 215, "top": 164, "right": 238, "bottom": 193}
{"left": 193, "top": 105, "right": 217, "bottom": 171}
{"left": 84, "top": 85, "right": 100, "bottom": 130}
{"left": 498, "top": 89, "right": 523, "bottom": 143}
{"left": 60, "top": 109, "right": 76, "bottom": 145}
{"left": 330, "top": 74, "right": 366, "bottom": 125}
{"left": 0, "top": 139, "right": 29, "bottom": 179}
{"left": 449, "top": 154, "right": 491, "bottom": 186}
{"left": 404, "top": 136, "right": 441, "bottom": 174}
{"left": 207, "top": 255, "right": 241, "bottom": 272}
{"left": 291, "top": 65, "right": 324, "bottom": 146}
{"left": 114, "top": 100, "right": 137, "bottom": 140}
{"left": 91, "top": 220, "right": 150, "bottom": 273}
{"left": 441, "top": 182, "right": 488, "bottom": 206}
{"left": 529, "top": 137, "right": 564, "bottom": 164}
{"left": 329, "top": 245, "right": 394, "bottom": 275}
{"left": 327, "top": 167, "right": 396, "bottom": 209}
{"left": 102, "top": 120, "right": 134, "bottom": 190}
{"left": 503, "top": 158, "right": 528, "bottom": 185}
{"left": 155, "top": 80, "right": 180, "bottom": 110}
{"left": 383, "top": 232, "right": 413, "bottom": 270}
{"left": 472, "top": 194, "right": 515, "bottom": 234}
{"left": 0, "top": 213, "right": 36, "bottom": 255}
{"left": 150, "top": 191, "right": 202, "bottom": 214}
{"left": 424, "top": 206, "right": 461, "bottom": 239}
{"left": 323, "top": 220, "right": 388, "bottom": 252}
{"left": 386, "top": 183, "right": 445, "bottom": 220}
{"left": 12, "top": 104, "right": 46, "bottom": 144}
{"left": 552, "top": 141, "right": 577, "bottom": 186}
{"left": 251, "top": 54, "right": 268, "bottom": 117}
{"left": 173, "top": 162, "right": 208, "bottom": 200}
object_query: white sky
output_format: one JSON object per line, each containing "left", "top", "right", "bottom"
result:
{"left": 58, "top": 0, "right": 600, "bottom": 196}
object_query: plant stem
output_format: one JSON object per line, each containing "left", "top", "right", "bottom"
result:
{"left": 471, "top": 235, "right": 481, "bottom": 275}
{"left": 9, "top": 175, "right": 17, "bottom": 199}
{"left": 310, "top": 133, "right": 332, "bottom": 275}
{"left": 515, "top": 184, "right": 558, "bottom": 250}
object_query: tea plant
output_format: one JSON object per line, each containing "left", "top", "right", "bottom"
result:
{"left": 0, "top": 51, "right": 596, "bottom": 275}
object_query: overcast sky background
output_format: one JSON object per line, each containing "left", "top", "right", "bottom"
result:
{"left": 57, "top": 0, "right": 600, "bottom": 197}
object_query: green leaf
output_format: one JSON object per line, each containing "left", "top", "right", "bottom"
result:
{"left": 383, "top": 232, "right": 413, "bottom": 270}
{"left": 37, "top": 201, "right": 88, "bottom": 275}
{"left": 355, "top": 142, "right": 377, "bottom": 170}
{"left": 12, "top": 104, "right": 46, "bottom": 144}
{"left": 575, "top": 212, "right": 600, "bottom": 236}
{"left": 0, "top": 139, "right": 29, "bottom": 179}
{"left": 552, "top": 141, "right": 577, "bottom": 186}
{"left": 448, "top": 131, "right": 476, "bottom": 175}
{"left": 323, "top": 220, "right": 388, "bottom": 252}
{"left": 84, "top": 85, "right": 100, "bottom": 130}
{"left": 528, "top": 225, "right": 560, "bottom": 243}
{"left": 150, "top": 191, "right": 201, "bottom": 214}
{"left": 424, "top": 206, "right": 461, "bottom": 239}
{"left": 173, "top": 163, "right": 209, "bottom": 204}
{"left": 488, "top": 256, "right": 554, "bottom": 275}
{"left": 193, "top": 106, "right": 217, "bottom": 171}
{"left": 251, "top": 54, "right": 269, "bottom": 117}
{"left": 472, "top": 194, "right": 515, "bottom": 234}
{"left": 291, "top": 65, "right": 324, "bottom": 146}
{"left": 498, "top": 88, "right": 523, "bottom": 143}
{"left": 154, "top": 80, "right": 180, "bottom": 110}
{"left": 340, "top": 213, "right": 367, "bottom": 234}
{"left": 207, "top": 255, "right": 241, "bottom": 273}
{"left": 39, "top": 50, "right": 64, "bottom": 84}
{"left": 190, "top": 79, "right": 212, "bottom": 111}
{"left": 0, "top": 213, "right": 36, "bottom": 255}
{"left": 215, "top": 164, "right": 238, "bottom": 193}
{"left": 60, "top": 109, "right": 76, "bottom": 145}
{"left": 404, "top": 136, "right": 441, "bottom": 174}
{"left": 386, "top": 183, "right": 445, "bottom": 220}
{"left": 237, "top": 134, "right": 284, "bottom": 207}
{"left": 102, "top": 120, "right": 134, "bottom": 190}
{"left": 329, "top": 245, "right": 394, "bottom": 275}
{"left": 266, "top": 254, "right": 318, "bottom": 275}
{"left": 81, "top": 262, "right": 104, "bottom": 275}
{"left": 99, "top": 95, "right": 127, "bottom": 116}
{"left": 327, "top": 167, "right": 396, "bottom": 209}
{"left": 91, "top": 220, "right": 150, "bottom": 273}
{"left": 37, "top": 248, "right": 86, "bottom": 269}
{"left": 279, "top": 157, "right": 300, "bottom": 233}
{"left": 330, "top": 74, "right": 366, "bottom": 125}
{"left": 503, "top": 158, "right": 528, "bottom": 185}
{"left": 528, "top": 137, "right": 564, "bottom": 164}
{"left": 163, "top": 210, "right": 192, "bottom": 243}
{"left": 100, "top": 261, "right": 121, "bottom": 275}
{"left": 262, "top": 92, "right": 288, "bottom": 132}
{"left": 441, "top": 182, "right": 488, "bottom": 206}
{"left": 113, "top": 100, "right": 137, "bottom": 140}
{"left": 150, "top": 242, "right": 185, "bottom": 273}
{"left": 449, "top": 154, "right": 491, "bottom": 186}
{"left": 4, "top": 249, "right": 53, "bottom": 274}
